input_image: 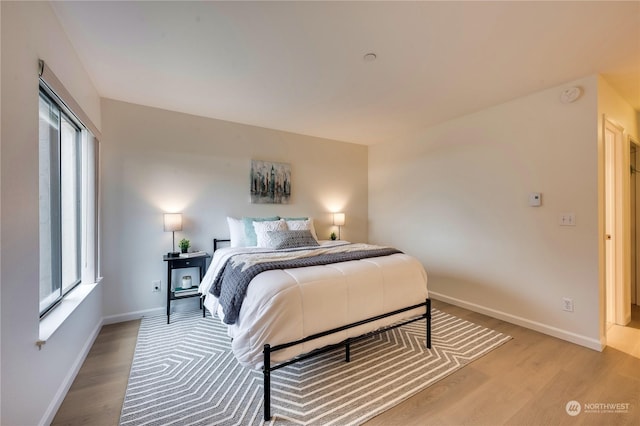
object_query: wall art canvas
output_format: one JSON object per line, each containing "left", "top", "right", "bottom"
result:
{"left": 250, "top": 160, "right": 291, "bottom": 204}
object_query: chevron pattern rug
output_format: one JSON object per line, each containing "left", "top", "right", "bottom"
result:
{"left": 120, "top": 309, "right": 510, "bottom": 426}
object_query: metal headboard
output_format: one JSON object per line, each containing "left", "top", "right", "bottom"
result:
{"left": 213, "top": 238, "right": 230, "bottom": 253}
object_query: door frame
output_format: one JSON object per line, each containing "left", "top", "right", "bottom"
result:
{"left": 631, "top": 135, "right": 640, "bottom": 306}
{"left": 603, "top": 115, "right": 631, "bottom": 333}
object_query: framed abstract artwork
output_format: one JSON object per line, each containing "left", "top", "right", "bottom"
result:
{"left": 250, "top": 160, "right": 291, "bottom": 204}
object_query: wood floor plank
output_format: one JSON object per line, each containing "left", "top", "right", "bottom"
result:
{"left": 51, "top": 320, "right": 140, "bottom": 426}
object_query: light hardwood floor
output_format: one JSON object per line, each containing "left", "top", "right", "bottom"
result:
{"left": 52, "top": 301, "right": 640, "bottom": 425}
{"left": 606, "top": 304, "right": 640, "bottom": 358}
{"left": 52, "top": 319, "right": 140, "bottom": 426}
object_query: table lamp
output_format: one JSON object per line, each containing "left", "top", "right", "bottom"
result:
{"left": 333, "top": 212, "right": 345, "bottom": 240}
{"left": 164, "top": 213, "right": 182, "bottom": 257}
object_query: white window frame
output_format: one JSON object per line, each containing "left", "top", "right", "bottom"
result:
{"left": 39, "top": 89, "right": 84, "bottom": 316}
{"left": 37, "top": 59, "right": 101, "bottom": 323}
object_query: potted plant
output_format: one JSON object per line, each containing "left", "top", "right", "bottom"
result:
{"left": 179, "top": 238, "right": 190, "bottom": 253}
{"left": 330, "top": 232, "right": 337, "bottom": 241}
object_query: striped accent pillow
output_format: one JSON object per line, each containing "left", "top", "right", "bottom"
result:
{"left": 266, "top": 230, "right": 320, "bottom": 249}
{"left": 285, "top": 218, "right": 319, "bottom": 241}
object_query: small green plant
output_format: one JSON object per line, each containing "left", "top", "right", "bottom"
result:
{"left": 179, "top": 238, "right": 190, "bottom": 253}
{"left": 330, "top": 232, "right": 337, "bottom": 241}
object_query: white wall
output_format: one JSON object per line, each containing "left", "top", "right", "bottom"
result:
{"left": 0, "top": 2, "right": 102, "bottom": 425}
{"left": 369, "top": 76, "right": 605, "bottom": 348}
{"left": 101, "top": 99, "right": 368, "bottom": 318}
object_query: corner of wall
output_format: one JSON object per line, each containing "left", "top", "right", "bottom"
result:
{"left": 370, "top": 75, "right": 603, "bottom": 349}
{"left": 1, "top": 2, "right": 103, "bottom": 424}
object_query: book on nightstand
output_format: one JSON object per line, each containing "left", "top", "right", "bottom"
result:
{"left": 173, "top": 287, "right": 199, "bottom": 296}
{"left": 179, "top": 251, "right": 207, "bottom": 258}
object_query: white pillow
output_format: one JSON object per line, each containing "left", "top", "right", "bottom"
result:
{"left": 285, "top": 218, "right": 318, "bottom": 241}
{"left": 253, "top": 219, "right": 287, "bottom": 248}
{"left": 227, "top": 217, "right": 247, "bottom": 247}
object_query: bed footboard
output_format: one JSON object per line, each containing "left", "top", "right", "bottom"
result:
{"left": 262, "top": 298, "right": 432, "bottom": 421}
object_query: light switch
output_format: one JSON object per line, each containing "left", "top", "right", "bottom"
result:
{"left": 560, "top": 213, "right": 576, "bottom": 226}
{"left": 529, "top": 192, "right": 541, "bottom": 207}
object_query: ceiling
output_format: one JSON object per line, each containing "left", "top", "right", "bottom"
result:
{"left": 51, "top": 1, "right": 640, "bottom": 145}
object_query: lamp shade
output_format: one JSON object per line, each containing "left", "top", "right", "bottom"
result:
{"left": 163, "top": 213, "right": 183, "bottom": 232}
{"left": 333, "top": 212, "right": 345, "bottom": 226}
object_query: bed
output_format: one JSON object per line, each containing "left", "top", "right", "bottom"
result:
{"left": 198, "top": 218, "right": 430, "bottom": 420}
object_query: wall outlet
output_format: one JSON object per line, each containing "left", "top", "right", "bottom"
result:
{"left": 562, "top": 297, "right": 574, "bottom": 312}
{"left": 152, "top": 280, "right": 161, "bottom": 292}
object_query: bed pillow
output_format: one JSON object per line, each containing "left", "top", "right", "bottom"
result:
{"left": 242, "top": 216, "right": 280, "bottom": 246}
{"left": 253, "top": 219, "right": 288, "bottom": 248}
{"left": 267, "top": 230, "right": 320, "bottom": 249}
{"left": 285, "top": 218, "right": 318, "bottom": 241}
{"left": 227, "top": 217, "right": 247, "bottom": 247}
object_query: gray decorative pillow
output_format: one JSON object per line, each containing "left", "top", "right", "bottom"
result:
{"left": 266, "top": 230, "right": 320, "bottom": 249}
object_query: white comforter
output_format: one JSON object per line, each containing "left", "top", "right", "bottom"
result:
{"left": 199, "top": 241, "right": 428, "bottom": 369}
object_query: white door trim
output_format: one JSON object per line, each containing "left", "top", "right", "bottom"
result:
{"left": 603, "top": 115, "right": 631, "bottom": 328}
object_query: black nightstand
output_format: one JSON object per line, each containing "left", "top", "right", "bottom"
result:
{"left": 163, "top": 253, "right": 211, "bottom": 324}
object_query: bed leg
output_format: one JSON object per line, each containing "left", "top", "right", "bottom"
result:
{"left": 263, "top": 344, "right": 271, "bottom": 421}
{"left": 426, "top": 298, "right": 432, "bottom": 349}
{"left": 345, "top": 340, "right": 351, "bottom": 362}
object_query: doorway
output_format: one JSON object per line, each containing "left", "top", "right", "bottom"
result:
{"left": 632, "top": 141, "right": 638, "bottom": 308}
{"left": 603, "top": 116, "right": 631, "bottom": 328}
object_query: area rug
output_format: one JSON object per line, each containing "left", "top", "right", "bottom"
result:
{"left": 120, "top": 309, "right": 510, "bottom": 426}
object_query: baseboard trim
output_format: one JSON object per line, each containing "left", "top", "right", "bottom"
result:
{"left": 102, "top": 307, "right": 165, "bottom": 325}
{"left": 39, "top": 307, "right": 165, "bottom": 424}
{"left": 39, "top": 318, "right": 104, "bottom": 426}
{"left": 429, "top": 291, "right": 604, "bottom": 352}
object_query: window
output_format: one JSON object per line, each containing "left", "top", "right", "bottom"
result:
{"left": 37, "top": 60, "right": 101, "bottom": 322}
{"left": 39, "top": 84, "right": 99, "bottom": 317}
{"left": 39, "top": 90, "right": 82, "bottom": 315}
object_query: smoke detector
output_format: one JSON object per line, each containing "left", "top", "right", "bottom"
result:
{"left": 560, "top": 86, "right": 582, "bottom": 103}
{"left": 363, "top": 52, "right": 377, "bottom": 62}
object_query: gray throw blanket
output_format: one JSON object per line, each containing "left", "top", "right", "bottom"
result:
{"left": 210, "top": 244, "right": 402, "bottom": 325}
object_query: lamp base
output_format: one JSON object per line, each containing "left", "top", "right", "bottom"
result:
{"left": 167, "top": 251, "right": 180, "bottom": 258}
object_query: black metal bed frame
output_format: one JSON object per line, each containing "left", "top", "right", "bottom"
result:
{"left": 212, "top": 238, "right": 432, "bottom": 421}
